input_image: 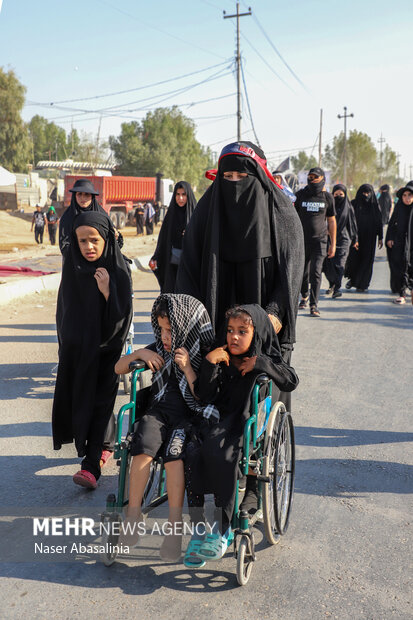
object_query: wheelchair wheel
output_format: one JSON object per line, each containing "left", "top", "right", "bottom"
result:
{"left": 262, "top": 403, "right": 295, "bottom": 544}
{"left": 236, "top": 536, "right": 254, "bottom": 586}
{"left": 100, "top": 513, "right": 122, "bottom": 566}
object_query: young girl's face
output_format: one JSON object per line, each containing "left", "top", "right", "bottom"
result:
{"left": 402, "top": 190, "right": 413, "bottom": 205}
{"left": 175, "top": 188, "right": 187, "bottom": 207}
{"left": 76, "top": 225, "right": 105, "bottom": 261}
{"left": 158, "top": 315, "right": 172, "bottom": 352}
{"left": 222, "top": 171, "right": 248, "bottom": 182}
{"left": 226, "top": 317, "right": 254, "bottom": 356}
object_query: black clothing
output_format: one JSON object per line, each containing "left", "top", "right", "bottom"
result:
{"left": 46, "top": 210, "right": 58, "bottom": 245}
{"left": 59, "top": 194, "right": 106, "bottom": 258}
{"left": 378, "top": 185, "right": 392, "bottom": 225}
{"left": 34, "top": 227, "right": 44, "bottom": 244}
{"left": 324, "top": 184, "right": 358, "bottom": 291}
{"left": 176, "top": 142, "right": 304, "bottom": 348}
{"left": 345, "top": 184, "right": 383, "bottom": 290}
{"left": 295, "top": 187, "right": 336, "bottom": 241}
{"left": 135, "top": 205, "right": 145, "bottom": 235}
{"left": 52, "top": 211, "right": 132, "bottom": 479}
{"left": 151, "top": 181, "right": 196, "bottom": 293}
{"left": 33, "top": 210, "right": 46, "bottom": 228}
{"left": 301, "top": 239, "right": 327, "bottom": 306}
{"left": 185, "top": 304, "right": 298, "bottom": 527}
{"left": 385, "top": 196, "right": 413, "bottom": 295}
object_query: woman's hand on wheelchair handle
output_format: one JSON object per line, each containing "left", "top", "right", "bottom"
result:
{"left": 137, "top": 349, "right": 164, "bottom": 372}
{"left": 206, "top": 346, "right": 230, "bottom": 366}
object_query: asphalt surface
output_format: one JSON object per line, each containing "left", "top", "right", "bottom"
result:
{"left": 0, "top": 252, "right": 412, "bottom": 619}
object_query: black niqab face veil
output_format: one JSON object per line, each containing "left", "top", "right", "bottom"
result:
{"left": 218, "top": 154, "right": 272, "bottom": 262}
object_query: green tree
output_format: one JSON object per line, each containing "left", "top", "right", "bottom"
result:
{"left": 379, "top": 144, "right": 399, "bottom": 186}
{"left": 109, "top": 107, "right": 213, "bottom": 190}
{"left": 28, "top": 115, "right": 68, "bottom": 164}
{"left": 323, "top": 130, "right": 377, "bottom": 191}
{"left": 0, "top": 67, "right": 31, "bottom": 172}
{"left": 291, "top": 150, "right": 318, "bottom": 174}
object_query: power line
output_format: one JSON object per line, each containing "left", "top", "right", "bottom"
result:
{"left": 27, "top": 61, "right": 231, "bottom": 106}
{"left": 240, "top": 58, "right": 260, "bottom": 146}
{"left": 241, "top": 32, "right": 296, "bottom": 94}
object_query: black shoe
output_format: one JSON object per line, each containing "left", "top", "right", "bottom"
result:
{"left": 332, "top": 289, "right": 342, "bottom": 298}
{"left": 325, "top": 287, "right": 333, "bottom": 295}
{"left": 345, "top": 281, "right": 352, "bottom": 289}
{"left": 239, "top": 476, "right": 258, "bottom": 515}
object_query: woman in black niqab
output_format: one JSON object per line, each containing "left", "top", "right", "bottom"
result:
{"left": 52, "top": 211, "right": 132, "bottom": 488}
{"left": 385, "top": 183, "right": 413, "bottom": 301}
{"left": 345, "top": 184, "right": 383, "bottom": 291}
{"left": 378, "top": 184, "right": 393, "bottom": 225}
{"left": 150, "top": 181, "right": 197, "bottom": 292}
{"left": 324, "top": 183, "right": 358, "bottom": 296}
{"left": 175, "top": 142, "right": 304, "bottom": 350}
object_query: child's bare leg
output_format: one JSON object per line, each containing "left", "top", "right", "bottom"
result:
{"left": 121, "top": 453, "right": 152, "bottom": 547}
{"left": 160, "top": 459, "right": 185, "bottom": 561}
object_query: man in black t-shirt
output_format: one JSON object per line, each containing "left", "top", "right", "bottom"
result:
{"left": 295, "top": 167, "right": 337, "bottom": 316}
{"left": 31, "top": 205, "right": 47, "bottom": 245}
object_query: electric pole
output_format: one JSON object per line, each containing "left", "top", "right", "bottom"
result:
{"left": 223, "top": 2, "right": 252, "bottom": 141}
{"left": 377, "top": 134, "right": 385, "bottom": 183}
{"left": 318, "top": 109, "right": 323, "bottom": 166}
{"left": 337, "top": 106, "right": 354, "bottom": 186}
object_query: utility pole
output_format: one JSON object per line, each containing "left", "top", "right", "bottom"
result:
{"left": 223, "top": 2, "right": 252, "bottom": 141}
{"left": 377, "top": 133, "right": 385, "bottom": 183}
{"left": 337, "top": 106, "right": 354, "bottom": 186}
{"left": 318, "top": 109, "right": 323, "bottom": 166}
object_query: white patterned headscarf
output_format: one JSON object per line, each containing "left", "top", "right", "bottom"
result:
{"left": 151, "top": 294, "right": 219, "bottom": 421}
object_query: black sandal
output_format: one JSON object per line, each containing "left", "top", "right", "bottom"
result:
{"left": 298, "top": 297, "right": 309, "bottom": 309}
{"left": 310, "top": 306, "right": 321, "bottom": 317}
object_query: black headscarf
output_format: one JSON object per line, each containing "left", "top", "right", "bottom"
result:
{"left": 332, "top": 183, "right": 357, "bottom": 244}
{"left": 151, "top": 181, "right": 197, "bottom": 292}
{"left": 176, "top": 142, "right": 304, "bottom": 347}
{"left": 52, "top": 211, "right": 132, "bottom": 455}
{"left": 59, "top": 191, "right": 106, "bottom": 257}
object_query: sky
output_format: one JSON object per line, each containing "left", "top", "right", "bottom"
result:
{"left": 1, "top": 0, "right": 412, "bottom": 178}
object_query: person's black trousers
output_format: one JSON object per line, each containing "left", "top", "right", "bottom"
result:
{"left": 48, "top": 225, "right": 57, "bottom": 245}
{"left": 34, "top": 226, "right": 44, "bottom": 244}
{"left": 301, "top": 238, "right": 327, "bottom": 307}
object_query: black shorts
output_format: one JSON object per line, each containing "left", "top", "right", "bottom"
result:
{"left": 130, "top": 405, "right": 193, "bottom": 462}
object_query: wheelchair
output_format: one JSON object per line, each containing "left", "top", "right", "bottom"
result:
{"left": 100, "top": 364, "right": 295, "bottom": 587}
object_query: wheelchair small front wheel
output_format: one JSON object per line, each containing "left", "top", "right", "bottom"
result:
{"left": 100, "top": 514, "right": 122, "bottom": 566}
{"left": 236, "top": 536, "right": 254, "bottom": 586}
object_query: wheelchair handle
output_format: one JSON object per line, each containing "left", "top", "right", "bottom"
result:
{"left": 255, "top": 374, "right": 270, "bottom": 386}
{"left": 128, "top": 360, "right": 147, "bottom": 371}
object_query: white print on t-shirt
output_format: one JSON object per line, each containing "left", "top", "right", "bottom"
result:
{"left": 302, "top": 201, "right": 325, "bottom": 212}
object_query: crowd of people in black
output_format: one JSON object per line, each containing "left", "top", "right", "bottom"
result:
{"left": 50, "top": 142, "right": 413, "bottom": 566}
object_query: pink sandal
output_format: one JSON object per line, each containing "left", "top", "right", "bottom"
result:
{"left": 100, "top": 450, "right": 113, "bottom": 467}
{"left": 393, "top": 297, "right": 406, "bottom": 305}
{"left": 73, "top": 470, "right": 97, "bottom": 489}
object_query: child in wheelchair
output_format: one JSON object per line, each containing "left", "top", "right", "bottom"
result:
{"left": 114, "top": 293, "right": 219, "bottom": 561}
{"left": 184, "top": 303, "right": 298, "bottom": 567}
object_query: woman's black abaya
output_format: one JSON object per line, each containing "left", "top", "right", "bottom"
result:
{"left": 385, "top": 187, "right": 413, "bottom": 295}
{"left": 151, "top": 181, "right": 196, "bottom": 292}
{"left": 186, "top": 304, "right": 298, "bottom": 528}
{"left": 345, "top": 184, "right": 383, "bottom": 290}
{"left": 324, "top": 184, "right": 358, "bottom": 291}
{"left": 378, "top": 184, "right": 392, "bottom": 225}
{"left": 52, "top": 212, "right": 132, "bottom": 479}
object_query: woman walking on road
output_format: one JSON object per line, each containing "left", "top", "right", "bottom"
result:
{"left": 385, "top": 183, "right": 413, "bottom": 304}
{"left": 46, "top": 206, "right": 59, "bottom": 246}
{"left": 324, "top": 184, "right": 358, "bottom": 298}
{"left": 378, "top": 184, "right": 393, "bottom": 226}
{"left": 345, "top": 184, "right": 383, "bottom": 292}
{"left": 150, "top": 181, "right": 196, "bottom": 293}
{"left": 52, "top": 211, "right": 132, "bottom": 489}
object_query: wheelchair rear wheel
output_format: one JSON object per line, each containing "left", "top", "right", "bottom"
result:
{"left": 262, "top": 403, "right": 295, "bottom": 544}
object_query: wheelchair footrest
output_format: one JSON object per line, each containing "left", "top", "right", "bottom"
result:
{"left": 256, "top": 475, "right": 270, "bottom": 483}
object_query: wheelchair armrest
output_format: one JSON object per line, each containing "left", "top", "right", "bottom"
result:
{"left": 129, "top": 360, "right": 147, "bottom": 371}
{"left": 255, "top": 374, "right": 270, "bottom": 387}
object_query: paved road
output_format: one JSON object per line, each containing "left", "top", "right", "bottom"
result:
{"left": 0, "top": 253, "right": 412, "bottom": 619}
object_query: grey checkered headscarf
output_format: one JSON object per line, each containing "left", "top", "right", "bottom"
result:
{"left": 151, "top": 294, "right": 220, "bottom": 421}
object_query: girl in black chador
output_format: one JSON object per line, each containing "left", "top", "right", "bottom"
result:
{"left": 345, "top": 184, "right": 383, "bottom": 291}
{"left": 324, "top": 184, "right": 358, "bottom": 298}
{"left": 378, "top": 184, "right": 393, "bottom": 226}
{"left": 385, "top": 183, "right": 413, "bottom": 304}
{"left": 52, "top": 211, "right": 132, "bottom": 489}
{"left": 183, "top": 304, "right": 298, "bottom": 567}
{"left": 150, "top": 181, "right": 196, "bottom": 293}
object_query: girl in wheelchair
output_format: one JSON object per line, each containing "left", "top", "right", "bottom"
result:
{"left": 184, "top": 304, "right": 298, "bottom": 567}
{"left": 114, "top": 293, "right": 219, "bottom": 561}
